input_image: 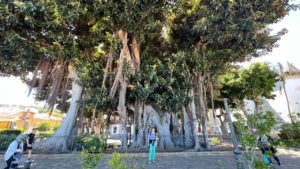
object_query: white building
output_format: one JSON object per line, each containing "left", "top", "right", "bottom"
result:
{"left": 245, "top": 63, "right": 300, "bottom": 123}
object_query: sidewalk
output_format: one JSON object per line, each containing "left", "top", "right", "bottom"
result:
{"left": 0, "top": 149, "right": 299, "bottom": 169}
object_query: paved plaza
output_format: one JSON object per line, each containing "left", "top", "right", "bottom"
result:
{"left": 1, "top": 149, "right": 299, "bottom": 169}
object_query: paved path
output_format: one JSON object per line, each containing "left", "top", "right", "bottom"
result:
{"left": 1, "top": 149, "right": 299, "bottom": 169}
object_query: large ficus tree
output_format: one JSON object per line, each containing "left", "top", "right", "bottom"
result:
{"left": 0, "top": 0, "right": 297, "bottom": 152}
{"left": 0, "top": 0, "right": 110, "bottom": 151}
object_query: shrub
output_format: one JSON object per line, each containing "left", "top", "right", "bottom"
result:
{"left": 211, "top": 137, "right": 221, "bottom": 145}
{"left": 278, "top": 122, "right": 300, "bottom": 140}
{"left": 108, "top": 152, "right": 128, "bottom": 169}
{"left": 78, "top": 147, "right": 103, "bottom": 169}
{"left": 52, "top": 123, "right": 61, "bottom": 131}
{"left": 0, "top": 130, "right": 22, "bottom": 151}
{"left": 0, "top": 134, "right": 16, "bottom": 151}
{"left": 36, "top": 131, "right": 54, "bottom": 141}
{"left": 78, "top": 134, "right": 104, "bottom": 169}
{"left": 37, "top": 122, "right": 51, "bottom": 132}
{"left": 75, "top": 134, "right": 106, "bottom": 152}
{"left": 0, "top": 129, "right": 22, "bottom": 135}
{"left": 279, "top": 139, "right": 300, "bottom": 148}
{"left": 234, "top": 111, "right": 276, "bottom": 169}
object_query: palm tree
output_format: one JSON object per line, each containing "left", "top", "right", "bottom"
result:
{"left": 277, "top": 63, "right": 293, "bottom": 123}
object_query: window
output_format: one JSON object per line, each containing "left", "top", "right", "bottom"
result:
{"left": 113, "top": 126, "right": 117, "bottom": 134}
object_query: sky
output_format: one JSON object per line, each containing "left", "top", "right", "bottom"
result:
{"left": 0, "top": 76, "right": 38, "bottom": 106}
{"left": 0, "top": 2, "right": 299, "bottom": 106}
{"left": 243, "top": 0, "right": 300, "bottom": 68}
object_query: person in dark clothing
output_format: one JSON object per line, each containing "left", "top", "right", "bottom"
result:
{"left": 27, "top": 128, "right": 37, "bottom": 159}
{"left": 258, "top": 134, "right": 281, "bottom": 166}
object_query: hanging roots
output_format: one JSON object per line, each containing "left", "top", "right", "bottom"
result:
{"left": 28, "top": 58, "right": 71, "bottom": 114}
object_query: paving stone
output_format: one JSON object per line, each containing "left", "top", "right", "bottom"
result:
{"left": 0, "top": 149, "right": 299, "bottom": 169}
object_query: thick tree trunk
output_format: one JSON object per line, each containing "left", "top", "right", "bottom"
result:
{"left": 118, "top": 79, "right": 128, "bottom": 148}
{"left": 130, "top": 101, "right": 145, "bottom": 149}
{"left": 158, "top": 113, "right": 174, "bottom": 149}
{"left": 182, "top": 106, "right": 193, "bottom": 148}
{"left": 189, "top": 89, "right": 202, "bottom": 151}
{"left": 170, "top": 112, "right": 182, "bottom": 147}
{"left": 209, "top": 79, "right": 216, "bottom": 120}
{"left": 34, "top": 69, "right": 83, "bottom": 152}
{"left": 198, "top": 77, "right": 211, "bottom": 150}
{"left": 145, "top": 105, "right": 174, "bottom": 149}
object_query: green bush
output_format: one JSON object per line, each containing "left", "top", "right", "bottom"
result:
{"left": 0, "top": 134, "right": 16, "bottom": 151}
{"left": 0, "top": 130, "right": 22, "bottom": 151}
{"left": 108, "top": 152, "right": 128, "bottom": 169}
{"left": 279, "top": 139, "right": 300, "bottom": 148}
{"left": 0, "top": 129, "right": 22, "bottom": 135}
{"left": 36, "top": 131, "right": 54, "bottom": 141}
{"left": 75, "top": 134, "right": 106, "bottom": 152}
{"left": 278, "top": 122, "right": 300, "bottom": 140}
{"left": 78, "top": 147, "right": 103, "bottom": 169}
{"left": 52, "top": 123, "right": 61, "bottom": 131}
{"left": 37, "top": 122, "right": 51, "bottom": 132}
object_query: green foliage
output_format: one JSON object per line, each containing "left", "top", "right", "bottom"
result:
{"left": 234, "top": 111, "right": 276, "bottom": 168}
{"left": 52, "top": 123, "right": 61, "bottom": 131}
{"left": 279, "top": 139, "right": 300, "bottom": 148}
{"left": 108, "top": 152, "right": 128, "bottom": 169}
{"left": 240, "top": 63, "right": 278, "bottom": 101}
{"left": 37, "top": 122, "right": 51, "bottom": 132}
{"left": 211, "top": 137, "right": 221, "bottom": 145}
{"left": 36, "top": 131, "right": 54, "bottom": 140}
{"left": 0, "top": 134, "right": 16, "bottom": 151}
{"left": 78, "top": 134, "right": 105, "bottom": 169}
{"left": 219, "top": 63, "right": 278, "bottom": 110}
{"left": 76, "top": 134, "right": 106, "bottom": 152}
{"left": 0, "top": 130, "right": 22, "bottom": 151}
{"left": 254, "top": 160, "right": 271, "bottom": 169}
{"left": 278, "top": 122, "right": 300, "bottom": 140}
{"left": 0, "top": 129, "right": 22, "bottom": 135}
{"left": 78, "top": 147, "right": 103, "bottom": 169}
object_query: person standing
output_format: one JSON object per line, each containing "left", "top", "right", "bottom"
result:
{"left": 4, "top": 134, "right": 26, "bottom": 169}
{"left": 147, "top": 127, "right": 159, "bottom": 164}
{"left": 27, "top": 128, "right": 37, "bottom": 159}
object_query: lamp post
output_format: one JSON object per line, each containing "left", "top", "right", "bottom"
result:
{"left": 223, "top": 98, "right": 247, "bottom": 169}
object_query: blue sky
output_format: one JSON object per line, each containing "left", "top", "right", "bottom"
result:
{"left": 0, "top": 2, "right": 299, "bottom": 106}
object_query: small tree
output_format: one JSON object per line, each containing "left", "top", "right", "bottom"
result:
{"left": 219, "top": 63, "right": 278, "bottom": 114}
{"left": 241, "top": 63, "right": 278, "bottom": 114}
{"left": 234, "top": 111, "right": 276, "bottom": 169}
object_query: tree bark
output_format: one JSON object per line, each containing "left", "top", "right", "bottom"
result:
{"left": 130, "top": 101, "right": 145, "bottom": 149}
{"left": 170, "top": 112, "right": 182, "bottom": 147}
{"left": 208, "top": 79, "right": 216, "bottom": 121}
{"left": 198, "top": 76, "right": 210, "bottom": 150}
{"left": 118, "top": 78, "right": 128, "bottom": 148}
{"left": 182, "top": 106, "right": 193, "bottom": 148}
{"left": 145, "top": 105, "right": 174, "bottom": 149}
{"left": 189, "top": 89, "right": 202, "bottom": 151}
{"left": 34, "top": 69, "right": 83, "bottom": 152}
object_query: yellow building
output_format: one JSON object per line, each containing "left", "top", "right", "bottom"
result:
{"left": 0, "top": 108, "right": 62, "bottom": 131}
